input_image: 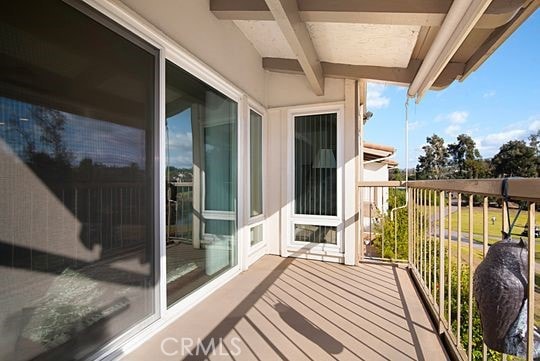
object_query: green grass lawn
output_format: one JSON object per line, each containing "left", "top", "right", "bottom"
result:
{"left": 442, "top": 206, "right": 540, "bottom": 260}
{"left": 446, "top": 206, "right": 538, "bottom": 240}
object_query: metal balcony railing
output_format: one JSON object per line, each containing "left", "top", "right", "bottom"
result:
{"left": 358, "top": 179, "right": 539, "bottom": 361}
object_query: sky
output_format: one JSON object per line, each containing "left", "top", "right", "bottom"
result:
{"left": 0, "top": 96, "right": 147, "bottom": 168}
{"left": 166, "top": 109, "right": 194, "bottom": 169}
{"left": 364, "top": 11, "right": 540, "bottom": 169}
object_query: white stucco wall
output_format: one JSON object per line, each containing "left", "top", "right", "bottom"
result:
{"left": 119, "top": 0, "right": 267, "bottom": 105}
{"left": 266, "top": 72, "right": 345, "bottom": 108}
{"left": 118, "top": 0, "right": 347, "bottom": 109}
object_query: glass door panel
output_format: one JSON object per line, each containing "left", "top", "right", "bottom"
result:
{"left": 293, "top": 112, "right": 339, "bottom": 246}
{"left": 0, "top": 2, "right": 157, "bottom": 360}
{"left": 294, "top": 113, "right": 337, "bottom": 217}
{"left": 165, "top": 61, "right": 237, "bottom": 307}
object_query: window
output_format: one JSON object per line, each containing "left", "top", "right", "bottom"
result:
{"left": 294, "top": 224, "right": 337, "bottom": 244}
{"left": 249, "top": 110, "right": 263, "bottom": 218}
{"left": 165, "top": 61, "right": 238, "bottom": 307}
{"left": 0, "top": 2, "right": 157, "bottom": 360}
{"left": 250, "top": 224, "right": 263, "bottom": 246}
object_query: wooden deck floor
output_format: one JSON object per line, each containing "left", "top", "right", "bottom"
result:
{"left": 124, "top": 256, "right": 449, "bottom": 360}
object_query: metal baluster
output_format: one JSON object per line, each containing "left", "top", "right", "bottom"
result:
{"left": 381, "top": 186, "right": 385, "bottom": 258}
{"left": 428, "top": 190, "right": 435, "bottom": 299}
{"left": 457, "top": 193, "right": 462, "bottom": 347}
{"left": 527, "top": 202, "right": 536, "bottom": 361}
{"left": 448, "top": 192, "right": 452, "bottom": 330}
{"left": 439, "top": 190, "right": 446, "bottom": 334}
{"left": 482, "top": 196, "right": 488, "bottom": 361}
{"left": 420, "top": 188, "right": 423, "bottom": 278}
{"left": 394, "top": 187, "right": 398, "bottom": 258}
{"left": 468, "top": 194, "right": 474, "bottom": 361}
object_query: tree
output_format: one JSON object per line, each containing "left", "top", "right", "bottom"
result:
{"left": 491, "top": 140, "right": 537, "bottom": 177}
{"left": 389, "top": 168, "right": 405, "bottom": 181}
{"left": 416, "top": 134, "right": 448, "bottom": 179}
{"left": 372, "top": 188, "right": 408, "bottom": 259}
{"left": 528, "top": 130, "right": 540, "bottom": 176}
{"left": 529, "top": 129, "right": 540, "bottom": 154}
{"left": 447, "top": 134, "right": 487, "bottom": 178}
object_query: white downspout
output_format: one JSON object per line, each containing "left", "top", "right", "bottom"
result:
{"left": 408, "top": 0, "right": 493, "bottom": 102}
{"left": 390, "top": 98, "right": 410, "bottom": 222}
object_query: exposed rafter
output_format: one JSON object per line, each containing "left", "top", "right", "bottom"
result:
{"left": 263, "top": 58, "right": 465, "bottom": 89}
{"left": 211, "top": 0, "right": 525, "bottom": 28}
{"left": 263, "top": 0, "right": 324, "bottom": 95}
{"left": 262, "top": 58, "right": 464, "bottom": 89}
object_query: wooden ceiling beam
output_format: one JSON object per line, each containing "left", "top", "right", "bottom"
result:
{"left": 262, "top": 57, "right": 464, "bottom": 89}
{"left": 263, "top": 0, "right": 324, "bottom": 95}
{"left": 211, "top": 0, "right": 525, "bottom": 28}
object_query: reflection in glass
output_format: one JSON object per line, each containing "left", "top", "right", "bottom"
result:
{"left": 0, "top": 1, "right": 156, "bottom": 360}
{"left": 250, "top": 110, "right": 263, "bottom": 217}
{"left": 295, "top": 224, "right": 337, "bottom": 244}
{"left": 295, "top": 113, "right": 337, "bottom": 216}
{"left": 250, "top": 224, "right": 263, "bottom": 246}
{"left": 165, "top": 61, "right": 238, "bottom": 307}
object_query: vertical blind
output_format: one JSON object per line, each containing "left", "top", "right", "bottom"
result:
{"left": 294, "top": 113, "right": 337, "bottom": 216}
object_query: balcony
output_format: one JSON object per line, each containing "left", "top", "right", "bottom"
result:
{"left": 123, "top": 178, "right": 540, "bottom": 360}
{"left": 127, "top": 256, "right": 448, "bottom": 360}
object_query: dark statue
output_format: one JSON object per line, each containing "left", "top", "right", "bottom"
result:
{"left": 473, "top": 232, "right": 540, "bottom": 358}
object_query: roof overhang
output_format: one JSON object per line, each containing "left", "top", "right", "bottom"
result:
{"left": 363, "top": 142, "right": 396, "bottom": 161}
{"left": 211, "top": 0, "right": 539, "bottom": 101}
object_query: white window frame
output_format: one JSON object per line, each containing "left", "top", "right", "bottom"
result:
{"left": 247, "top": 105, "right": 265, "bottom": 225}
{"left": 246, "top": 99, "right": 267, "bottom": 266}
{"left": 287, "top": 104, "right": 344, "bottom": 254}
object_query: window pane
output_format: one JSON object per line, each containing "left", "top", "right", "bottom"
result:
{"left": 0, "top": 2, "right": 156, "bottom": 360}
{"left": 295, "top": 113, "right": 337, "bottom": 216}
{"left": 295, "top": 224, "right": 337, "bottom": 244}
{"left": 250, "top": 110, "right": 263, "bottom": 217}
{"left": 165, "top": 61, "right": 238, "bottom": 307}
{"left": 250, "top": 224, "right": 263, "bottom": 246}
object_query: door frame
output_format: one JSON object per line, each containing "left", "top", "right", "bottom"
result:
{"left": 285, "top": 103, "right": 345, "bottom": 257}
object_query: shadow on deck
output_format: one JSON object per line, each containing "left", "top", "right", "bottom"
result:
{"left": 125, "top": 256, "right": 449, "bottom": 360}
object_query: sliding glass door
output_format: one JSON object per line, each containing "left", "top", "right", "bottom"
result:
{"left": 165, "top": 61, "right": 238, "bottom": 307}
{"left": 0, "top": 2, "right": 158, "bottom": 360}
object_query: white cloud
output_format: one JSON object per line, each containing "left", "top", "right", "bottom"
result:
{"left": 474, "top": 117, "right": 540, "bottom": 157}
{"left": 168, "top": 132, "right": 193, "bottom": 168}
{"left": 483, "top": 129, "right": 526, "bottom": 145}
{"left": 483, "top": 90, "right": 496, "bottom": 98}
{"left": 445, "top": 124, "right": 462, "bottom": 137}
{"left": 475, "top": 134, "right": 519, "bottom": 158}
{"left": 448, "top": 111, "right": 469, "bottom": 124}
{"left": 435, "top": 111, "right": 469, "bottom": 137}
{"left": 367, "top": 83, "right": 390, "bottom": 109}
{"left": 407, "top": 121, "right": 423, "bottom": 131}
{"left": 528, "top": 118, "right": 540, "bottom": 132}
{"left": 436, "top": 111, "right": 469, "bottom": 124}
